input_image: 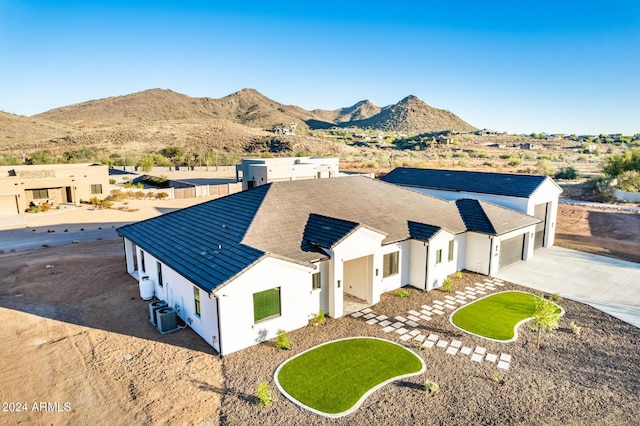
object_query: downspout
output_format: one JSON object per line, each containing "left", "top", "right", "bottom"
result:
{"left": 424, "top": 242, "right": 429, "bottom": 290}
{"left": 488, "top": 236, "right": 494, "bottom": 276}
{"left": 215, "top": 295, "right": 224, "bottom": 357}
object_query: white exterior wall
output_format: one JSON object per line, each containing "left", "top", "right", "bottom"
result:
{"left": 464, "top": 232, "right": 492, "bottom": 275}
{"left": 213, "top": 257, "right": 314, "bottom": 356}
{"left": 424, "top": 231, "right": 457, "bottom": 290}
{"left": 408, "top": 187, "right": 529, "bottom": 212}
{"left": 237, "top": 157, "right": 339, "bottom": 190}
{"left": 409, "top": 240, "right": 428, "bottom": 290}
{"left": 455, "top": 233, "right": 468, "bottom": 272}
{"left": 527, "top": 180, "right": 561, "bottom": 247}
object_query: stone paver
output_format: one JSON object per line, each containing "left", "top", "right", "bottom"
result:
{"left": 450, "top": 340, "right": 462, "bottom": 348}
{"left": 399, "top": 334, "right": 412, "bottom": 342}
{"left": 421, "top": 305, "right": 433, "bottom": 311}
{"left": 432, "top": 309, "right": 445, "bottom": 315}
{"left": 395, "top": 327, "right": 408, "bottom": 335}
{"left": 366, "top": 318, "right": 378, "bottom": 325}
{"left": 500, "top": 353, "right": 512, "bottom": 362}
{"left": 474, "top": 346, "right": 486, "bottom": 355}
{"left": 455, "top": 291, "right": 466, "bottom": 296}
{"left": 446, "top": 346, "right": 459, "bottom": 355}
{"left": 497, "top": 361, "right": 510, "bottom": 370}
{"left": 407, "top": 315, "right": 420, "bottom": 322}
{"left": 391, "top": 321, "right": 404, "bottom": 328}
{"left": 427, "top": 334, "right": 439, "bottom": 342}
{"left": 470, "top": 353, "right": 484, "bottom": 362}
{"left": 363, "top": 313, "right": 376, "bottom": 319}
{"left": 414, "top": 334, "right": 426, "bottom": 342}
{"left": 466, "top": 294, "right": 477, "bottom": 300}
{"left": 375, "top": 314, "right": 388, "bottom": 321}
{"left": 419, "top": 315, "right": 432, "bottom": 321}
{"left": 420, "top": 310, "right": 432, "bottom": 316}
{"left": 394, "top": 316, "right": 407, "bottom": 322}
{"left": 460, "top": 346, "right": 472, "bottom": 355}
{"left": 382, "top": 326, "right": 395, "bottom": 333}
{"left": 351, "top": 312, "right": 364, "bottom": 318}
{"left": 361, "top": 308, "right": 373, "bottom": 314}
{"left": 485, "top": 353, "right": 498, "bottom": 363}
{"left": 433, "top": 300, "right": 445, "bottom": 305}
{"left": 406, "top": 320, "right": 419, "bottom": 327}
{"left": 423, "top": 340, "right": 435, "bottom": 349}
{"left": 379, "top": 320, "right": 391, "bottom": 327}
{"left": 436, "top": 340, "right": 449, "bottom": 349}
{"left": 408, "top": 310, "right": 421, "bottom": 316}
{"left": 444, "top": 304, "right": 456, "bottom": 310}
{"left": 409, "top": 329, "right": 421, "bottom": 336}
{"left": 476, "top": 290, "right": 487, "bottom": 295}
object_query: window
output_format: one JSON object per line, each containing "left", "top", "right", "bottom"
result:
{"left": 91, "top": 184, "right": 103, "bottom": 195}
{"left": 436, "top": 249, "right": 442, "bottom": 264}
{"left": 383, "top": 251, "right": 399, "bottom": 277}
{"left": 448, "top": 240, "right": 455, "bottom": 262}
{"left": 140, "top": 251, "right": 146, "bottom": 273}
{"left": 157, "top": 262, "right": 163, "bottom": 286}
{"left": 312, "top": 272, "right": 321, "bottom": 290}
{"left": 253, "top": 288, "right": 281, "bottom": 323}
{"left": 31, "top": 189, "right": 49, "bottom": 199}
{"left": 194, "top": 287, "right": 201, "bottom": 317}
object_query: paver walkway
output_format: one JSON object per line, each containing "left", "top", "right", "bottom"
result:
{"left": 351, "top": 277, "right": 512, "bottom": 370}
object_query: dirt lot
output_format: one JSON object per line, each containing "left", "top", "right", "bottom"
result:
{"left": 555, "top": 203, "right": 640, "bottom": 263}
{"left": 1, "top": 245, "right": 638, "bottom": 424}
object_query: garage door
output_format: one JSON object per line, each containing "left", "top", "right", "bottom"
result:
{"left": 0, "top": 195, "right": 18, "bottom": 215}
{"left": 533, "top": 203, "right": 550, "bottom": 249}
{"left": 499, "top": 235, "right": 524, "bottom": 268}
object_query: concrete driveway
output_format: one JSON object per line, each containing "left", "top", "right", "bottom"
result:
{"left": 497, "top": 246, "right": 640, "bottom": 329}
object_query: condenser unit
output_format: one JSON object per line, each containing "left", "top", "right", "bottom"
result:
{"left": 149, "top": 300, "right": 168, "bottom": 326}
{"left": 156, "top": 307, "right": 178, "bottom": 334}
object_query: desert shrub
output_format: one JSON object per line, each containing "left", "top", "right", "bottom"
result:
{"left": 108, "top": 189, "right": 127, "bottom": 201}
{"left": 453, "top": 270, "right": 463, "bottom": 279}
{"left": 492, "top": 373, "right": 505, "bottom": 385}
{"left": 555, "top": 166, "right": 580, "bottom": 180}
{"left": 616, "top": 170, "right": 640, "bottom": 192}
{"left": 146, "top": 192, "right": 156, "bottom": 198}
{"left": 310, "top": 309, "right": 325, "bottom": 327}
{"left": 394, "top": 289, "right": 410, "bottom": 298}
{"left": 109, "top": 179, "right": 116, "bottom": 184}
{"left": 89, "top": 196, "right": 101, "bottom": 206}
{"left": 441, "top": 278, "right": 454, "bottom": 293}
{"left": 40, "top": 202, "right": 51, "bottom": 212}
{"left": 257, "top": 382, "right": 273, "bottom": 407}
{"left": 569, "top": 321, "right": 581, "bottom": 335}
{"left": 547, "top": 292, "right": 563, "bottom": 302}
{"left": 100, "top": 200, "right": 113, "bottom": 208}
{"left": 275, "top": 330, "right": 290, "bottom": 350}
{"left": 507, "top": 158, "right": 522, "bottom": 167}
{"left": 134, "top": 191, "right": 146, "bottom": 199}
{"left": 156, "top": 192, "right": 169, "bottom": 199}
{"left": 425, "top": 380, "right": 439, "bottom": 396}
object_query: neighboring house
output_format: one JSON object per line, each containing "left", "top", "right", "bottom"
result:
{"left": 235, "top": 157, "right": 340, "bottom": 190}
{"left": 381, "top": 167, "right": 562, "bottom": 249}
{"left": 118, "top": 176, "right": 540, "bottom": 356}
{"left": 0, "top": 163, "right": 110, "bottom": 215}
{"left": 520, "top": 142, "right": 543, "bottom": 150}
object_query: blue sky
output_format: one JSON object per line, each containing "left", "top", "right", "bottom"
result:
{"left": 1, "top": 1, "right": 638, "bottom": 134}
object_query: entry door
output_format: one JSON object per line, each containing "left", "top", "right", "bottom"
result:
{"left": 533, "top": 203, "right": 549, "bottom": 249}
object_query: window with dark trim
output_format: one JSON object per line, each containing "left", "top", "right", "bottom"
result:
{"left": 91, "top": 184, "right": 103, "bottom": 195}
{"left": 312, "top": 272, "right": 321, "bottom": 290}
{"left": 436, "top": 249, "right": 443, "bottom": 264}
{"left": 383, "top": 251, "right": 399, "bottom": 277}
{"left": 194, "top": 287, "right": 201, "bottom": 317}
{"left": 253, "top": 287, "right": 281, "bottom": 323}
{"left": 31, "top": 189, "right": 49, "bottom": 199}
{"left": 157, "top": 261, "right": 163, "bottom": 286}
{"left": 140, "top": 251, "right": 146, "bottom": 273}
{"left": 448, "top": 240, "right": 455, "bottom": 262}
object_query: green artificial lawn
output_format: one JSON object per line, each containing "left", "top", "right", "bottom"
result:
{"left": 276, "top": 338, "right": 423, "bottom": 415}
{"left": 451, "top": 291, "right": 561, "bottom": 341}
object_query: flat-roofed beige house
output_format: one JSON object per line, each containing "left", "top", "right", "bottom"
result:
{"left": 0, "top": 163, "right": 110, "bottom": 215}
{"left": 235, "top": 157, "right": 340, "bottom": 190}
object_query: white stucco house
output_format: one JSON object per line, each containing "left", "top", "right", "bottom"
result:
{"left": 118, "top": 175, "right": 541, "bottom": 356}
{"left": 235, "top": 157, "right": 340, "bottom": 190}
{"left": 381, "top": 167, "right": 562, "bottom": 249}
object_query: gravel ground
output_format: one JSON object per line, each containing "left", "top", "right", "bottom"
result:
{"left": 220, "top": 272, "right": 640, "bottom": 425}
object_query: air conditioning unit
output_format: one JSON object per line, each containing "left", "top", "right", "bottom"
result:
{"left": 156, "top": 307, "right": 178, "bottom": 334}
{"left": 149, "top": 300, "right": 168, "bottom": 326}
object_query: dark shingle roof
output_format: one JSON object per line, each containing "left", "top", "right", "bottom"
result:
{"left": 381, "top": 167, "right": 553, "bottom": 198}
{"left": 118, "top": 176, "right": 538, "bottom": 293}
{"left": 456, "top": 199, "right": 540, "bottom": 235}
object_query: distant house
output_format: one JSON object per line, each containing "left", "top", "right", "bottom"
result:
{"left": 475, "top": 128, "right": 499, "bottom": 136}
{"left": 381, "top": 167, "right": 562, "bottom": 249}
{"left": 118, "top": 176, "right": 541, "bottom": 355}
{"left": 0, "top": 163, "right": 110, "bottom": 216}
{"left": 235, "top": 157, "right": 340, "bottom": 190}
{"left": 520, "top": 142, "right": 543, "bottom": 150}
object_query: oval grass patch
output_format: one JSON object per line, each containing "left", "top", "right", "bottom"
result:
{"left": 274, "top": 337, "right": 425, "bottom": 417}
{"left": 450, "top": 291, "right": 563, "bottom": 341}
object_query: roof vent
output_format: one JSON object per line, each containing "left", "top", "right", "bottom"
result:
{"left": 218, "top": 244, "right": 223, "bottom": 250}
{"left": 200, "top": 250, "right": 207, "bottom": 256}
{"left": 321, "top": 225, "right": 332, "bottom": 231}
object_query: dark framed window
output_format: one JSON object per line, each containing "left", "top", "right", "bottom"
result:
{"left": 31, "top": 189, "right": 49, "bottom": 199}
{"left": 436, "top": 249, "right": 443, "bottom": 264}
{"left": 312, "top": 272, "right": 321, "bottom": 290}
{"left": 194, "top": 287, "right": 201, "bottom": 317}
{"left": 91, "top": 184, "right": 103, "bottom": 195}
{"left": 448, "top": 240, "right": 455, "bottom": 262}
{"left": 157, "top": 261, "right": 163, "bottom": 286}
{"left": 253, "top": 287, "right": 281, "bottom": 323}
{"left": 383, "top": 251, "right": 399, "bottom": 277}
{"left": 140, "top": 251, "right": 146, "bottom": 273}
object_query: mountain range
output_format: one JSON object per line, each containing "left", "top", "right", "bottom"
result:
{"left": 1, "top": 89, "right": 476, "bottom": 156}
